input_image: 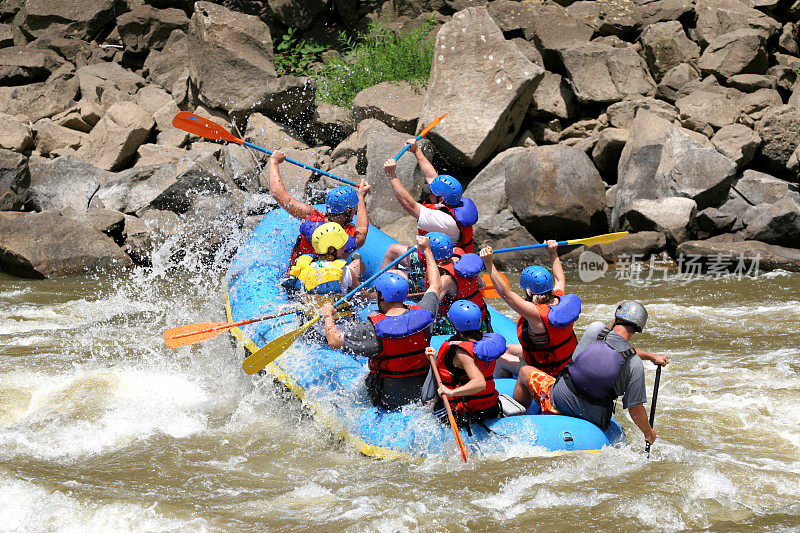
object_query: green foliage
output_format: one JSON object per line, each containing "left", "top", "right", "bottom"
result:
{"left": 274, "top": 27, "right": 327, "bottom": 77}
{"left": 315, "top": 18, "right": 437, "bottom": 108}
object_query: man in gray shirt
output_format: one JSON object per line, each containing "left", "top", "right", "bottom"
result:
{"left": 516, "top": 301, "right": 661, "bottom": 446}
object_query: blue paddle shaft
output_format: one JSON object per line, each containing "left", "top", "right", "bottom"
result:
{"left": 393, "top": 135, "right": 422, "bottom": 160}
{"left": 331, "top": 245, "right": 420, "bottom": 309}
{"left": 492, "top": 240, "right": 569, "bottom": 254}
{"left": 243, "top": 141, "right": 358, "bottom": 187}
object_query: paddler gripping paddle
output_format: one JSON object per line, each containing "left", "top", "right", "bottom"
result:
{"left": 645, "top": 365, "right": 662, "bottom": 458}
{"left": 427, "top": 347, "right": 468, "bottom": 463}
{"left": 163, "top": 308, "right": 299, "bottom": 348}
{"left": 242, "top": 245, "right": 421, "bottom": 375}
{"left": 172, "top": 111, "right": 358, "bottom": 187}
{"left": 393, "top": 113, "right": 448, "bottom": 160}
{"left": 479, "top": 232, "right": 629, "bottom": 298}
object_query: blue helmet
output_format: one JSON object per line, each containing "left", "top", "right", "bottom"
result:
{"left": 448, "top": 300, "right": 482, "bottom": 331}
{"left": 325, "top": 186, "right": 358, "bottom": 215}
{"left": 426, "top": 232, "right": 453, "bottom": 262}
{"left": 374, "top": 272, "right": 409, "bottom": 302}
{"left": 520, "top": 265, "right": 553, "bottom": 295}
{"left": 429, "top": 174, "right": 463, "bottom": 206}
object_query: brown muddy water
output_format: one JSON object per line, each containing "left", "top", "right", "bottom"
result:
{"left": 1, "top": 244, "right": 799, "bottom": 532}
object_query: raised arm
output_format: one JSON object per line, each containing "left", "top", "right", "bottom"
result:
{"left": 419, "top": 236, "right": 441, "bottom": 296}
{"left": 405, "top": 138, "right": 437, "bottom": 183}
{"left": 479, "top": 246, "right": 541, "bottom": 324}
{"left": 353, "top": 179, "right": 371, "bottom": 248}
{"left": 547, "top": 240, "right": 566, "bottom": 294}
{"left": 385, "top": 158, "right": 422, "bottom": 218}
{"left": 268, "top": 151, "right": 314, "bottom": 220}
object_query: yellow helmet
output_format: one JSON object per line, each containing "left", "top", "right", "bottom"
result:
{"left": 311, "top": 222, "right": 349, "bottom": 255}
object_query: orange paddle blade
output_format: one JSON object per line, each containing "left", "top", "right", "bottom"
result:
{"left": 419, "top": 112, "right": 448, "bottom": 137}
{"left": 164, "top": 322, "right": 228, "bottom": 348}
{"left": 172, "top": 111, "right": 242, "bottom": 144}
{"left": 479, "top": 272, "right": 510, "bottom": 299}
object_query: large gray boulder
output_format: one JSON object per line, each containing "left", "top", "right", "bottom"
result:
{"left": 14, "top": 0, "right": 117, "bottom": 41}
{"left": 693, "top": 0, "right": 781, "bottom": 47}
{"left": 27, "top": 155, "right": 110, "bottom": 213}
{"left": 0, "top": 73, "right": 78, "bottom": 122}
{"left": 0, "top": 211, "right": 132, "bottom": 278}
{"left": 352, "top": 81, "right": 424, "bottom": 135}
{"left": 487, "top": 1, "right": 594, "bottom": 69}
{"left": 505, "top": 145, "right": 607, "bottom": 238}
{"left": 418, "top": 7, "right": 543, "bottom": 168}
{"left": 675, "top": 84, "right": 742, "bottom": 131}
{"left": 742, "top": 197, "right": 800, "bottom": 247}
{"left": 711, "top": 124, "right": 761, "bottom": 169}
{"left": 586, "top": 230, "right": 667, "bottom": 261}
{"left": 558, "top": 42, "right": 656, "bottom": 105}
{"left": 592, "top": 127, "right": 629, "bottom": 178}
{"left": 364, "top": 121, "right": 429, "bottom": 228}
{"left": 621, "top": 197, "right": 697, "bottom": 245}
{"left": 76, "top": 62, "right": 147, "bottom": 113}
{"left": 188, "top": 2, "right": 314, "bottom": 118}
{"left": 639, "top": 21, "right": 700, "bottom": 82}
{"left": 527, "top": 72, "right": 578, "bottom": 121}
{"left": 0, "top": 149, "right": 29, "bottom": 211}
{"left": 123, "top": 209, "right": 183, "bottom": 265}
{"left": 143, "top": 29, "right": 190, "bottom": 100}
{"left": 307, "top": 102, "right": 354, "bottom": 148}
{"left": 0, "top": 46, "right": 66, "bottom": 86}
{"left": 677, "top": 238, "right": 800, "bottom": 272}
{"left": 0, "top": 112, "right": 33, "bottom": 152}
{"left": 76, "top": 101, "right": 155, "bottom": 171}
{"left": 565, "top": 0, "right": 644, "bottom": 38}
{"left": 734, "top": 169, "right": 799, "bottom": 205}
{"left": 755, "top": 105, "right": 800, "bottom": 176}
{"left": 32, "top": 118, "right": 86, "bottom": 156}
{"left": 465, "top": 147, "right": 523, "bottom": 221}
{"left": 698, "top": 29, "right": 768, "bottom": 79}
{"left": 116, "top": 5, "right": 189, "bottom": 54}
{"left": 473, "top": 209, "right": 543, "bottom": 269}
{"left": 739, "top": 88, "right": 782, "bottom": 122}
{"left": 265, "top": 0, "right": 331, "bottom": 30}
{"left": 634, "top": 0, "right": 695, "bottom": 25}
{"left": 245, "top": 112, "right": 308, "bottom": 151}
{"left": 606, "top": 97, "right": 678, "bottom": 129}
{"left": 656, "top": 62, "right": 701, "bottom": 103}
{"left": 614, "top": 109, "right": 737, "bottom": 226}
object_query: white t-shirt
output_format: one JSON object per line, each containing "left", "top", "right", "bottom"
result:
{"left": 417, "top": 205, "right": 460, "bottom": 241}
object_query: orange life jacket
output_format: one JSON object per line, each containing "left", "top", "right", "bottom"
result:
{"left": 436, "top": 334, "right": 505, "bottom": 413}
{"left": 368, "top": 305, "right": 434, "bottom": 379}
{"left": 517, "top": 290, "right": 577, "bottom": 377}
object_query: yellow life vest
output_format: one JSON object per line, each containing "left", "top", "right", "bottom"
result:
{"left": 288, "top": 255, "right": 347, "bottom": 293}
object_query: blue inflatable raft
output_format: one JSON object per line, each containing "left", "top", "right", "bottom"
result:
{"left": 226, "top": 208, "right": 625, "bottom": 459}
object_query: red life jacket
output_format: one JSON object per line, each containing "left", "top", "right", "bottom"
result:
{"left": 368, "top": 305, "right": 434, "bottom": 380}
{"left": 289, "top": 210, "right": 357, "bottom": 264}
{"left": 418, "top": 200, "right": 476, "bottom": 253}
{"left": 517, "top": 290, "right": 577, "bottom": 377}
{"left": 426, "top": 261, "right": 487, "bottom": 319}
{"left": 436, "top": 333, "right": 506, "bottom": 413}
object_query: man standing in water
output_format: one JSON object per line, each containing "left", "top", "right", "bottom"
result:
{"left": 514, "top": 301, "right": 667, "bottom": 445}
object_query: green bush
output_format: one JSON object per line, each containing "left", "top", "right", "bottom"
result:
{"left": 315, "top": 19, "right": 437, "bottom": 108}
{"left": 274, "top": 27, "right": 327, "bottom": 77}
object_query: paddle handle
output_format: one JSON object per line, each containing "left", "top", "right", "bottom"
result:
{"left": 645, "top": 365, "right": 662, "bottom": 457}
{"left": 242, "top": 141, "right": 358, "bottom": 187}
{"left": 428, "top": 350, "right": 468, "bottom": 462}
{"left": 210, "top": 308, "right": 298, "bottom": 334}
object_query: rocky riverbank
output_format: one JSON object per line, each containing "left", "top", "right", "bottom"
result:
{"left": 1, "top": 0, "right": 799, "bottom": 278}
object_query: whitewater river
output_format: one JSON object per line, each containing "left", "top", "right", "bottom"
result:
{"left": 1, "top": 236, "right": 799, "bottom": 532}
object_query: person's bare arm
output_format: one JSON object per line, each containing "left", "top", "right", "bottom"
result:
{"left": 437, "top": 349, "right": 487, "bottom": 398}
{"left": 268, "top": 151, "right": 314, "bottom": 220}
{"left": 547, "top": 240, "right": 566, "bottom": 294}
{"left": 628, "top": 403, "right": 657, "bottom": 444}
{"left": 385, "top": 158, "right": 422, "bottom": 218}
{"left": 406, "top": 138, "right": 437, "bottom": 183}
{"left": 352, "top": 179, "right": 370, "bottom": 248}
{"left": 438, "top": 273, "right": 457, "bottom": 302}
{"left": 635, "top": 348, "right": 669, "bottom": 366}
{"left": 320, "top": 304, "right": 344, "bottom": 350}
{"left": 479, "top": 246, "right": 542, "bottom": 325}
{"left": 419, "top": 236, "right": 441, "bottom": 296}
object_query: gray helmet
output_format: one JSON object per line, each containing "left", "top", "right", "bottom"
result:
{"left": 614, "top": 301, "right": 648, "bottom": 333}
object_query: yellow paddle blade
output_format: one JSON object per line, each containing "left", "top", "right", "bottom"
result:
{"left": 242, "top": 317, "right": 319, "bottom": 375}
{"left": 566, "top": 231, "right": 629, "bottom": 247}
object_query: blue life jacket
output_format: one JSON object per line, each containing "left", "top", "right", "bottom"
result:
{"left": 453, "top": 253, "right": 484, "bottom": 277}
{"left": 547, "top": 293, "right": 581, "bottom": 327}
{"left": 471, "top": 332, "right": 507, "bottom": 362}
